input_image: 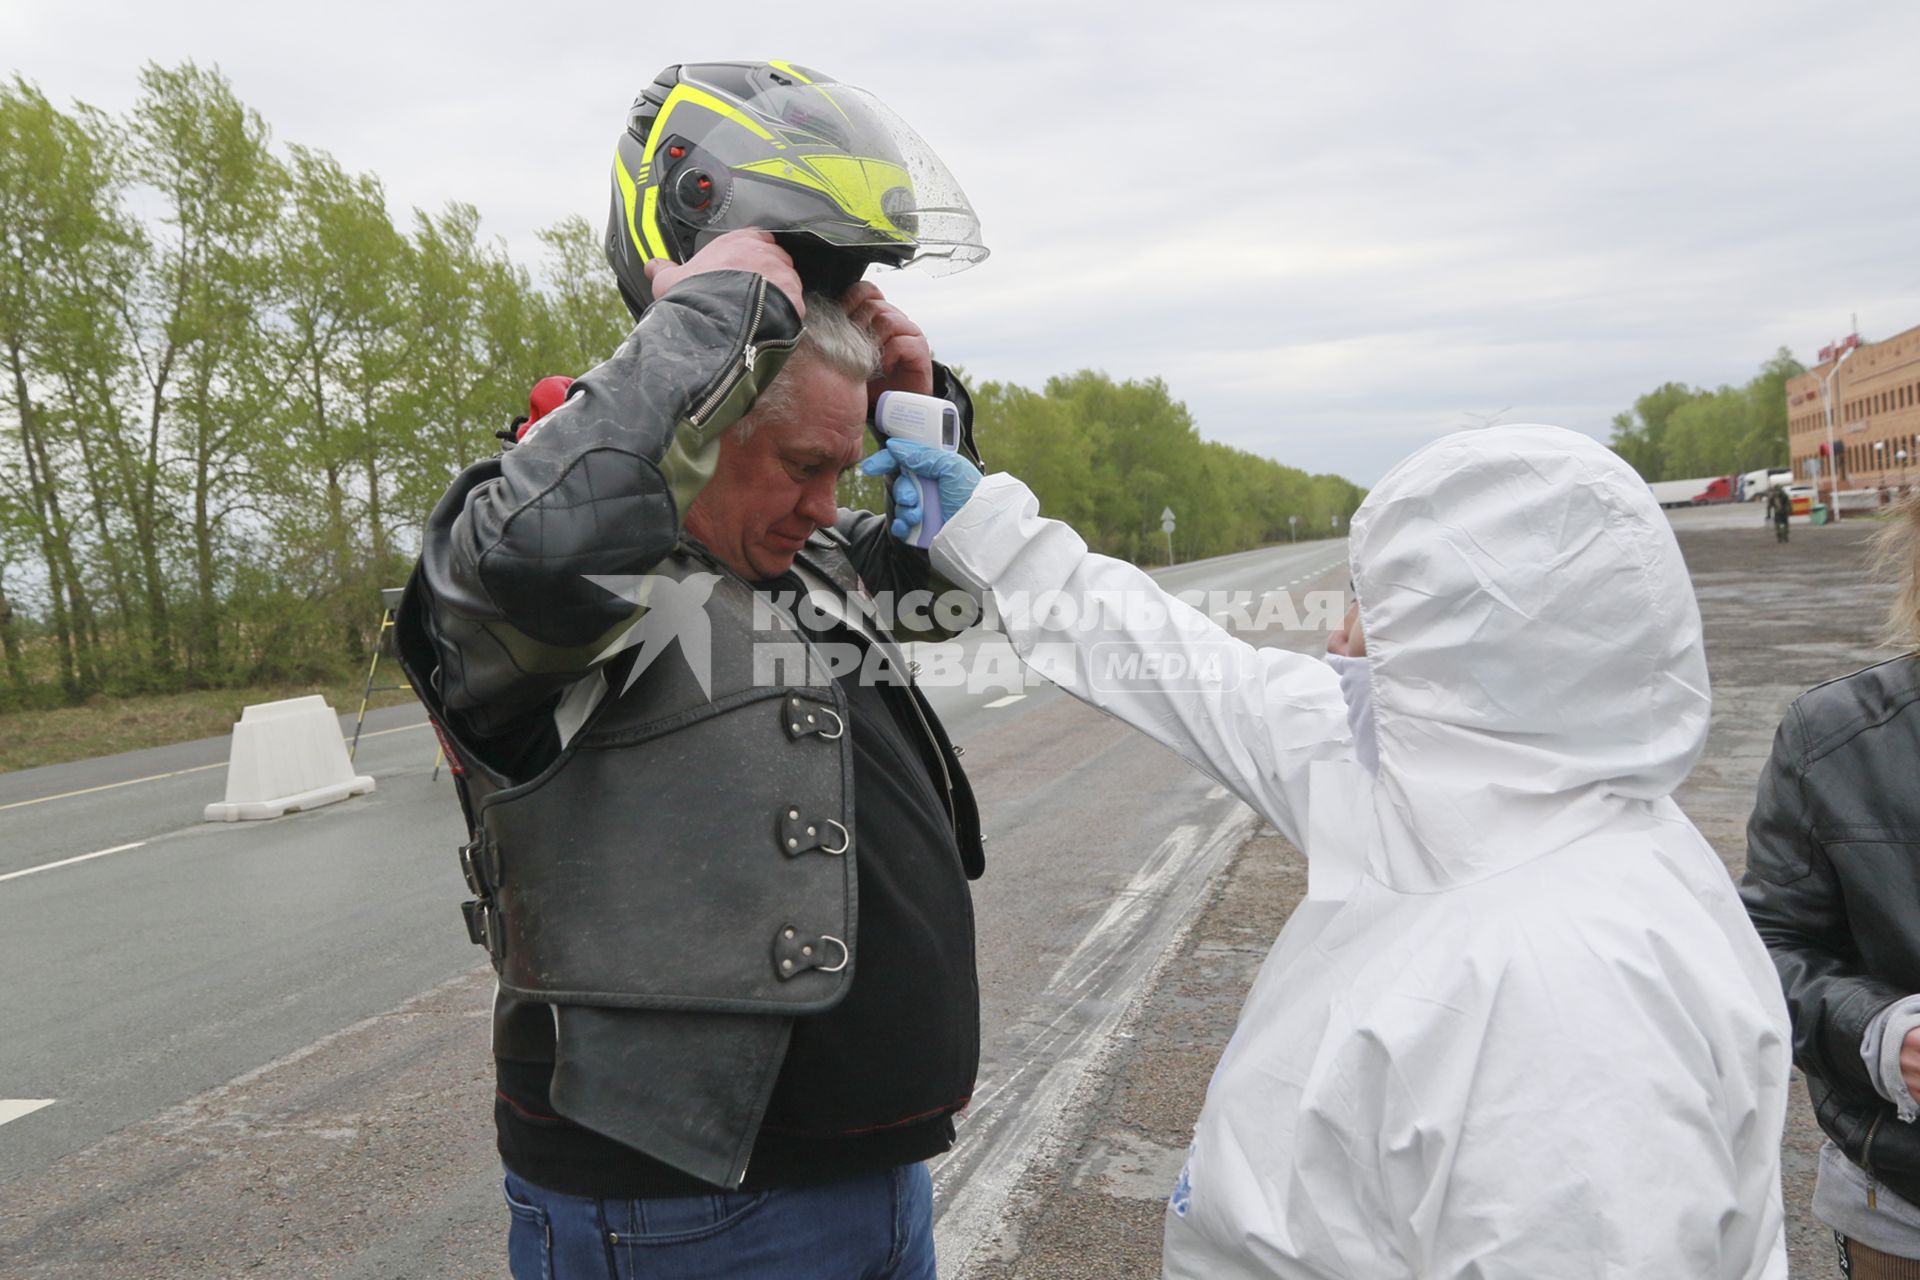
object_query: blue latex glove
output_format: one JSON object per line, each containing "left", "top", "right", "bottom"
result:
{"left": 859, "top": 438, "right": 984, "bottom": 541}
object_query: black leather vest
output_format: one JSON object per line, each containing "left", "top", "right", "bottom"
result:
{"left": 404, "top": 538, "right": 873, "bottom": 1187}
{"left": 478, "top": 546, "right": 858, "bottom": 1014}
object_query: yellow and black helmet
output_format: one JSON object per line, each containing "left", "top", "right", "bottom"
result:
{"left": 606, "top": 61, "right": 988, "bottom": 318}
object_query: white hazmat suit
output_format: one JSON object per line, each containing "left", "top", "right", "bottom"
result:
{"left": 930, "top": 425, "right": 1790, "bottom": 1278}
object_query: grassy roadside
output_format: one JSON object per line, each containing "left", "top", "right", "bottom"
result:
{"left": 0, "top": 682, "right": 421, "bottom": 775}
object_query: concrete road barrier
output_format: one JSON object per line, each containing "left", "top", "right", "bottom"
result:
{"left": 203, "top": 695, "right": 376, "bottom": 822}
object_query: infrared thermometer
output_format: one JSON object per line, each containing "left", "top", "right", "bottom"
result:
{"left": 871, "top": 390, "right": 961, "bottom": 549}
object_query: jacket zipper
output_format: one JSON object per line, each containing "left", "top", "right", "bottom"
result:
{"left": 689, "top": 276, "right": 792, "bottom": 427}
{"left": 1864, "top": 1110, "right": 1887, "bottom": 1209}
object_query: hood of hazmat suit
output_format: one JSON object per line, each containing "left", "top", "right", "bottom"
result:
{"left": 931, "top": 424, "right": 1790, "bottom": 1279}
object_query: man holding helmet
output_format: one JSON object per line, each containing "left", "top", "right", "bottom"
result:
{"left": 397, "top": 62, "right": 989, "bottom": 1278}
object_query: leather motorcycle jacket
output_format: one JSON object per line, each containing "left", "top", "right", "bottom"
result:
{"left": 1741, "top": 654, "right": 1920, "bottom": 1206}
{"left": 395, "top": 270, "right": 984, "bottom": 1188}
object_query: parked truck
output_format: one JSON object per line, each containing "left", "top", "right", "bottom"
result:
{"left": 1739, "top": 467, "right": 1793, "bottom": 501}
{"left": 1647, "top": 475, "right": 1737, "bottom": 507}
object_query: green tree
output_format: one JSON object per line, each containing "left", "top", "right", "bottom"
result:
{"left": 0, "top": 489, "right": 31, "bottom": 702}
{"left": 968, "top": 369, "right": 1359, "bottom": 563}
{"left": 1608, "top": 381, "right": 1701, "bottom": 481}
{"left": 1611, "top": 350, "right": 1804, "bottom": 483}
{"left": 256, "top": 145, "right": 419, "bottom": 665}
{"left": 0, "top": 75, "right": 131, "bottom": 699}
{"left": 129, "top": 61, "right": 293, "bottom": 681}
{"left": 393, "top": 203, "right": 528, "bottom": 527}
{"left": 1741, "top": 347, "right": 1804, "bottom": 470}
{"left": 971, "top": 379, "right": 1102, "bottom": 530}
{"left": 536, "top": 214, "right": 633, "bottom": 378}
{"left": 1661, "top": 387, "right": 1743, "bottom": 478}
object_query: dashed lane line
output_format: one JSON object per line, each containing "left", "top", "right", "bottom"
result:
{"left": 0, "top": 1099, "right": 55, "bottom": 1127}
{"left": 0, "top": 842, "right": 148, "bottom": 886}
{"left": 983, "top": 694, "right": 1027, "bottom": 709}
{"left": 0, "top": 720, "right": 431, "bottom": 814}
{"left": 0, "top": 763, "right": 226, "bottom": 814}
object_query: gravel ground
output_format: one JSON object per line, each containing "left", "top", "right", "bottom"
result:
{"left": 971, "top": 514, "right": 1901, "bottom": 1278}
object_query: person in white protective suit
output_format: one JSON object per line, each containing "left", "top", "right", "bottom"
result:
{"left": 908, "top": 424, "right": 1794, "bottom": 1277}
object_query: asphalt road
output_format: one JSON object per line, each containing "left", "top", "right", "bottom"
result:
{"left": 0, "top": 536, "right": 1350, "bottom": 1279}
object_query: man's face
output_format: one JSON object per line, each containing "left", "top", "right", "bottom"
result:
{"left": 685, "top": 357, "right": 870, "bottom": 581}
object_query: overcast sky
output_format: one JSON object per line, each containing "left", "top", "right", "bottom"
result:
{"left": 9, "top": 0, "right": 1919, "bottom": 486}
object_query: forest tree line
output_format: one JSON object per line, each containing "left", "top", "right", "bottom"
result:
{"left": 1608, "top": 349, "right": 1803, "bottom": 483}
{"left": 1, "top": 63, "right": 1361, "bottom": 711}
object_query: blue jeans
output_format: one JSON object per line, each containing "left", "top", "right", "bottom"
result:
{"left": 503, "top": 1164, "right": 936, "bottom": 1279}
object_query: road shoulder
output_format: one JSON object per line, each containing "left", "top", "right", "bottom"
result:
{"left": 962, "top": 826, "right": 1304, "bottom": 1279}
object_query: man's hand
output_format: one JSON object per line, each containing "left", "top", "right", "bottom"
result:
{"left": 644, "top": 230, "right": 805, "bottom": 319}
{"left": 845, "top": 282, "right": 933, "bottom": 406}
{"left": 1900, "top": 1026, "right": 1920, "bottom": 1105}
{"left": 860, "top": 440, "right": 983, "bottom": 540}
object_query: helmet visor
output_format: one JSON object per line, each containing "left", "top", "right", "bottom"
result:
{"left": 656, "top": 70, "right": 987, "bottom": 273}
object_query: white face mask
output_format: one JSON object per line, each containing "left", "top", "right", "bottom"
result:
{"left": 1322, "top": 652, "right": 1378, "bottom": 774}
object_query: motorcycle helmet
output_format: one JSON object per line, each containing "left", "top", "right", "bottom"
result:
{"left": 607, "top": 60, "right": 987, "bottom": 318}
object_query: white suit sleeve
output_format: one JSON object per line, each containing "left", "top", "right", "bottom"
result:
{"left": 932, "top": 473, "right": 1352, "bottom": 849}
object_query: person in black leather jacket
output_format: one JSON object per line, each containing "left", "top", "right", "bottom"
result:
{"left": 401, "top": 231, "right": 988, "bottom": 1280}
{"left": 1741, "top": 495, "right": 1920, "bottom": 1273}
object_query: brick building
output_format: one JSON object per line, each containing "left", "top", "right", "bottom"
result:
{"left": 1786, "top": 321, "right": 1920, "bottom": 497}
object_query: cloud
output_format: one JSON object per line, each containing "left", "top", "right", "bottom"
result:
{"left": 8, "top": 0, "right": 1920, "bottom": 485}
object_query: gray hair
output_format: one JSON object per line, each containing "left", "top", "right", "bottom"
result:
{"left": 1872, "top": 490, "right": 1920, "bottom": 652}
{"left": 731, "top": 292, "right": 881, "bottom": 440}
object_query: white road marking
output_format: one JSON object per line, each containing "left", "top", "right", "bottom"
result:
{"left": 0, "top": 842, "right": 148, "bottom": 885}
{"left": 1206, "top": 784, "right": 1229, "bottom": 800}
{"left": 0, "top": 720, "right": 430, "bottom": 814}
{"left": 0, "top": 763, "right": 225, "bottom": 813}
{"left": 932, "top": 803, "right": 1259, "bottom": 1274}
{"left": 0, "top": 1099, "right": 55, "bottom": 1126}
{"left": 982, "top": 694, "right": 1027, "bottom": 709}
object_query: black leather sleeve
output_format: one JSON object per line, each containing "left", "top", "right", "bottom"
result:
{"left": 411, "top": 271, "right": 801, "bottom": 736}
{"left": 1739, "top": 705, "right": 1905, "bottom": 1095}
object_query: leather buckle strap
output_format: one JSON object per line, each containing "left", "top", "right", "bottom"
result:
{"left": 778, "top": 807, "right": 850, "bottom": 857}
{"left": 459, "top": 833, "right": 503, "bottom": 892}
{"left": 458, "top": 839, "right": 488, "bottom": 897}
{"left": 458, "top": 836, "right": 504, "bottom": 962}
{"left": 782, "top": 695, "right": 844, "bottom": 742}
{"left": 461, "top": 898, "right": 502, "bottom": 954}
{"left": 773, "top": 925, "right": 848, "bottom": 980}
